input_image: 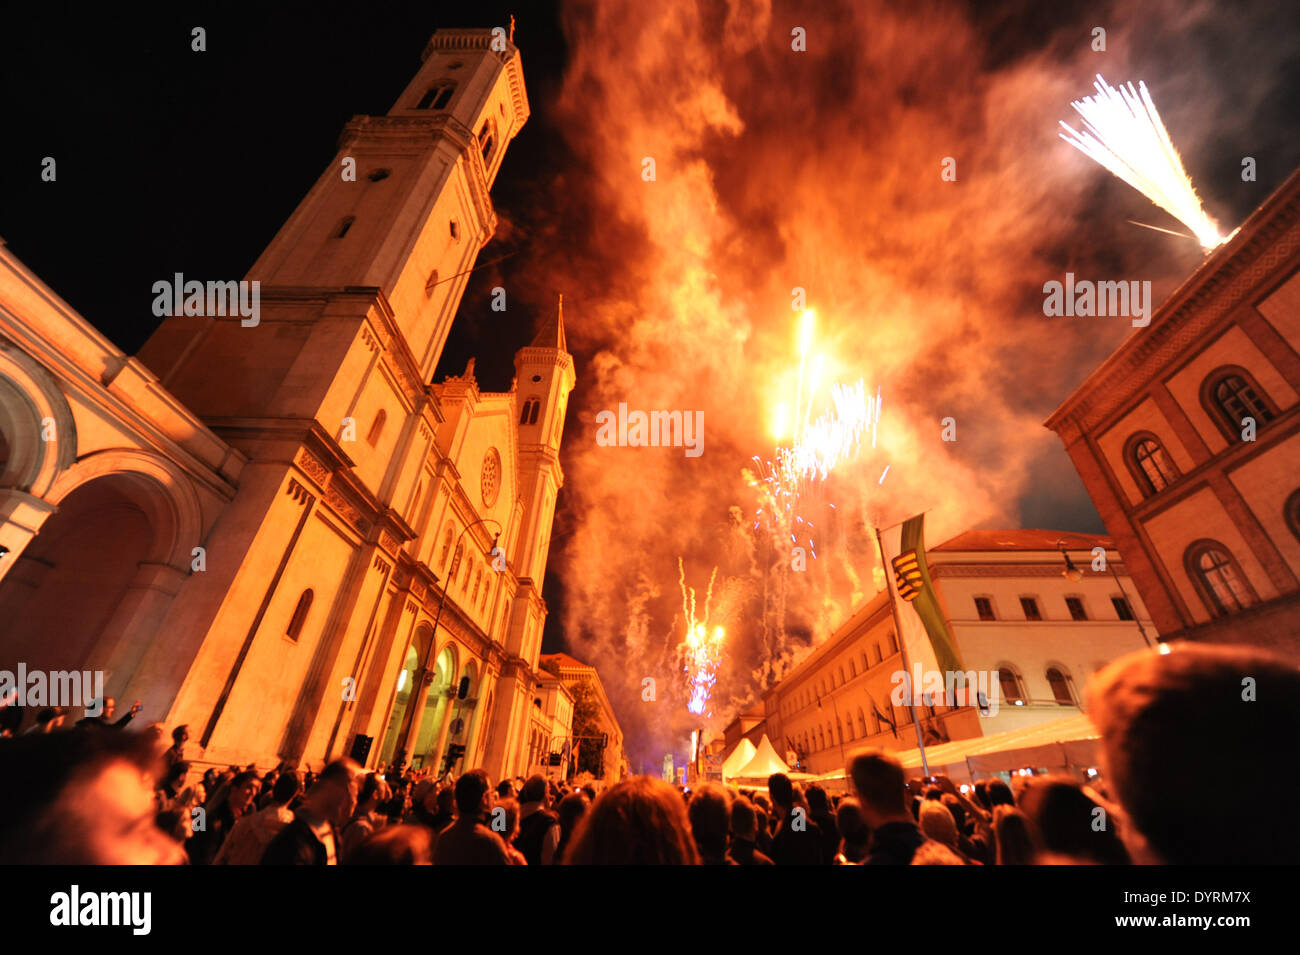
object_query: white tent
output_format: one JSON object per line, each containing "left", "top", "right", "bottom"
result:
{"left": 719, "top": 738, "right": 757, "bottom": 781}
{"left": 732, "top": 734, "right": 811, "bottom": 781}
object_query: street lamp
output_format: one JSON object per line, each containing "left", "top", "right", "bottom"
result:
{"left": 392, "top": 516, "right": 502, "bottom": 773}
{"left": 1056, "top": 537, "right": 1153, "bottom": 650}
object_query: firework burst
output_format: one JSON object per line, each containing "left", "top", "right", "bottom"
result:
{"left": 1060, "top": 74, "right": 1224, "bottom": 249}
{"left": 677, "top": 558, "right": 725, "bottom": 716}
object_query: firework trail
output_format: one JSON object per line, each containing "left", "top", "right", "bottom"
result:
{"left": 677, "top": 558, "right": 725, "bottom": 716}
{"left": 1060, "top": 75, "right": 1224, "bottom": 249}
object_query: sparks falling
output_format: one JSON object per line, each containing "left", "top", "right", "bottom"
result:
{"left": 677, "top": 558, "right": 725, "bottom": 716}
{"left": 1060, "top": 75, "right": 1224, "bottom": 250}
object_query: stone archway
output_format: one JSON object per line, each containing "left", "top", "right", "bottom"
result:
{"left": 0, "top": 450, "right": 203, "bottom": 702}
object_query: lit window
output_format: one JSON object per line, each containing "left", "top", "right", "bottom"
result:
{"left": 1204, "top": 368, "right": 1276, "bottom": 438}
{"left": 1186, "top": 540, "right": 1255, "bottom": 617}
{"left": 1128, "top": 435, "right": 1178, "bottom": 496}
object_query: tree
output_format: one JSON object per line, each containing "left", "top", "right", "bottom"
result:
{"left": 568, "top": 679, "right": 605, "bottom": 777}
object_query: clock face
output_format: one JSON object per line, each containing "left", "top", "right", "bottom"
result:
{"left": 481, "top": 447, "right": 502, "bottom": 508}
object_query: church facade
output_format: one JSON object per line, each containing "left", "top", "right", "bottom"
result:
{"left": 0, "top": 27, "right": 575, "bottom": 781}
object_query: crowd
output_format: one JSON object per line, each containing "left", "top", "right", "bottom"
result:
{"left": 1, "top": 642, "right": 1296, "bottom": 865}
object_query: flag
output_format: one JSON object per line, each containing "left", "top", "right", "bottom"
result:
{"left": 877, "top": 514, "right": 964, "bottom": 703}
{"left": 867, "top": 691, "right": 898, "bottom": 740}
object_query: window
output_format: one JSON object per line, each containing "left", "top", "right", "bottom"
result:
{"left": 366, "top": 409, "right": 387, "bottom": 447}
{"left": 849, "top": 658, "right": 857, "bottom": 678}
{"left": 857, "top": 708, "right": 866, "bottom": 737}
{"left": 440, "top": 525, "right": 454, "bottom": 570}
{"left": 1046, "top": 667, "right": 1074, "bottom": 705}
{"left": 478, "top": 122, "right": 495, "bottom": 163}
{"left": 520, "top": 397, "right": 540, "bottom": 426}
{"left": 1126, "top": 434, "right": 1179, "bottom": 496}
{"left": 286, "top": 589, "right": 313, "bottom": 641}
{"left": 839, "top": 665, "right": 846, "bottom": 685}
{"left": 861, "top": 653, "right": 869, "bottom": 672}
{"left": 1065, "top": 597, "right": 1087, "bottom": 621}
{"left": 1019, "top": 596, "right": 1042, "bottom": 620}
{"left": 450, "top": 542, "right": 464, "bottom": 581}
{"left": 1185, "top": 539, "right": 1256, "bottom": 617}
{"left": 335, "top": 216, "right": 355, "bottom": 238}
{"left": 869, "top": 706, "right": 880, "bottom": 735}
{"left": 367, "top": 168, "right": 390, "bottom": 182}
{"left": 1286, "top": 489, "right": 1300, "bottom": 545}
{"left": 1203, "top": 367, "right": 1276, "bottom": 439}
{"left": 974, "top": 597, "right": 995, "bottom": 621}
{"left": 449, "top": 219, "right": 460, "bottom": 240}
{"left": 998, "top": 667, "right": 1023, "bottom": 704}
{"left": 872, "top": 643, "right": 882, "bottom": 666}
{"left": 1111, "top": 596, "right": 1134, "bottom": 620}
{"left": 417, "top": 82, "right": 455, "bottom": 110}
{"left": 472, "top": 568, "right": 482, "bottom": 603}
{"left": 425, "top": 269, "right": 440, "bottom": 294}
{"left": 886, "top": 630, "right": 898, "bottom": 654}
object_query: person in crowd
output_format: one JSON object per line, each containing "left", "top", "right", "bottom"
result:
{"left": 431, "top": 769, "right": 510, "bottom": 865}
{"left": 341, "top": 772, "right": 391, "bottom": 862}
{"left": 214, "top": 770, "right": 301, "bottom": 865}
{"left": 984, "top": 777, "right": 1015, "bottom": 808}
{"left": 492, "top": 797, "right": 528, "bottom": 864}
{"left": 380, "top": 776, "right": 411, "bottom": 825}
{"left": 918, "top": 800, "right": 971, "bottom": 862}
{"left": 805, "top": 784, "right": 839, "bottom": 865}
{"left": 688, "top": 783, "right": 735, "bottom": 866}
{"left": 993, "top": 805, "right": 1036, "bottom": 865}
{"left": 25, "top": 706, "right": 67, "bottom": 734}
{"left": 346, "top": 825, "right": 433, "bottom": 865}
{"left": 554, "top": 790, "right": 589, "bottom": 864}
{"left": 497, "top": 779, "right": 516, "bottom": 800}
{"left": 154, "top": 759, "right": 196, "bottom": 814}
{"left": 515, "top": 774, "right": 560, "bottom": 866}
{"left": 1087, "top": 643, "right": 1300, "bottom": 865}
{"left": 564, "top": 776, "right": 700, "bottom": 865}
{"left": 833, "top": 797, "right": 871, "bottom": 864}
{"left": 1017, "top": 776, "right": 1130, "bottom": 865}
{"left": 911, "top": 841, "right": 967, "bottom": 865}
{"left": 750, "top": 796, "right": 774, "bottom": 857}
{"left": 0, "top": 729, "right": 186, "bottom": 864}
{"left": 848, "top": 749, "right": 927, "bottom": 865}
{"left": 76, "top": 697, "right": 141, "bottom": 729}
{"left": 726, "top": 795, "right": 773, "bottom": 865}
{"left": 942, "top": 794, "right": 991, "bottom": 865}
{"left": 188, "top": 768, "right": 260, "bottom": 865}
{"left": 261, "top": 759, "right": 361, "bottom": 865}
{"left": 404, "top": 778, "right": 441, "bottom": 831}
{"left": 767, "top": 773, "right": 822, "bottom": 865}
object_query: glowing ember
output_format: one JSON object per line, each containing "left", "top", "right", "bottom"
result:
{"left": 1060, "top": 75, "right": 1224, "bottom": 249}
{"left": 677, "top": 558, "right": 725, "bottom": 716}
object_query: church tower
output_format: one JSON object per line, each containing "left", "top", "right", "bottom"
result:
{"left": 512, "top": 296, "right": 575, "bottom": 591}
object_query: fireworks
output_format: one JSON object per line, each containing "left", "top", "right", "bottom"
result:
{"left": 1060, "top": 75, "right": 1223, "bottom": 249}
{"left": 678, "top": 558, "right": 725, "bottom": 716}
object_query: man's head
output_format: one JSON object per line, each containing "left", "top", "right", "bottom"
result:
{"left": 805, "top": 784, "right": 829, "bottom": 814}
{"left": 228, "top": 770, "right": 261, "bottom": 814}
{"left": 766, "top": 773, "right": 793, "bottom": 809}
{"left": 1087, "top": 643, "right": 1300, "bottom": 865}
{"left": 272, "top": 771, "right": 301, "bottom": 806}
{"left": 304, "top": 758, "right": 361, "bottom": 825}
{"left": 0, "top": 730, "right": 186, "bottom": 864}
{"left": 357, "top": 772, "right": 389, "bottom": 812}
{"left": 520, "top": 773, "right": 548, "bottom": 806}
{"left": 730, "top": 795, "right": 758, "bottom": 841}
{"left": 454, "top": 769, "right": 492, "bottom": 820}
{"left": 848, "top": 749, "right": 908, "bottom": 825}
{"left": 171, "top": 725, "right": 189, "bottom": 745}
{"left": 687, "top": 783, "right": 732, "bottom": 857}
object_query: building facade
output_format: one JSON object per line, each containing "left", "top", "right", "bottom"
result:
{"left": 0, "top": 28, "right": 575, "bottom": 782}
{"left": 1046, "top": 168, "right": 1300, "bottom": 660}
{"left": 758, "top": 530, "right": 1153, "bottom": 775}
{"left": 538, "top": 652, "right": 628, "bottom": 781}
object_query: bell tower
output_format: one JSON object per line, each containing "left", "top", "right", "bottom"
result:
{"left": 512, "top": 296, "right": 575, "bottom": 585}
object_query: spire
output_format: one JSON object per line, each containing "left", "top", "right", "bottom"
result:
{"left": 529, "top": 293, "right": 567, "bottom": 352}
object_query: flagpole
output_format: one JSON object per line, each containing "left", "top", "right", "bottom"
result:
{"left": 873, "top": 524, "right": 930, "bottom": 779}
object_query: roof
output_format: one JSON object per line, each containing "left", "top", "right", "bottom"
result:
{"left": 529, "top": 294, "right": 568, "bottom": 352}
{"left": 931, "top": 529, "right": 1113, "bottom": 553}
{"left": 538, "top": 651, "right": 592, "bottom": 671}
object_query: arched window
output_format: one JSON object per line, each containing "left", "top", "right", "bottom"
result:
{"left": 869, "top": 705, "right": 880, "bottom": 736}
{"left": 366, "top": 409, "right": 387, "bottom": 447}
{"left": 1125, "top": 433, "right": 1178, "bottom": 496}
{"left": 1046, "top": 667, "right": 1074, "bottom": 705}
{"left": 440, "top": 524, "right": 454, "bottom": 569}
{"left": 417, "top": 82, "right": 455, "bottom": 110}
{"left": 478, "top": 121, "right": 496, "bottom": 164}
{"left": 1185, "top": 539, "right": 1256, "bottom": 617}
{"left": 857, "top": 708, "right": 866, "bottom": 737}
{"left": 520, "top": 397, "right": 540, "bottom": 426}
{"left": 1285, "top": 489, "right": 1300, "bottom": 545}
{"left": 886, "top": 630, "right": 898, "bottom": 654}
{"left": 849, "top": 658, "right": 857, "bottom": 678}
{"left": 472, "top": 568, "right": 482, "bottom": 604}
{"left": 286, "top": 589, "right": 313, "bottom": 641}
{"left": 1202, "top": 366, "right": 1277, "bottom": 439}
{"left": 998, "top": 667, "right": 1024, "bottom": 704}
{"left": 862, "top": 652, "right": 870, "bottom": 672}
{"left": 817, "top": 728, "right": 824, "bottom": 751}
{"left": 450, "top": 542, "right": 464, "bottom": 581}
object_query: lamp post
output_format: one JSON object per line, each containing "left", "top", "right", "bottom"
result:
{"left": 1056, "top": 537, "right": 1153, "bottom": 649}
{"left": 392, "top": 516, "right": 502, "bottom": 772}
